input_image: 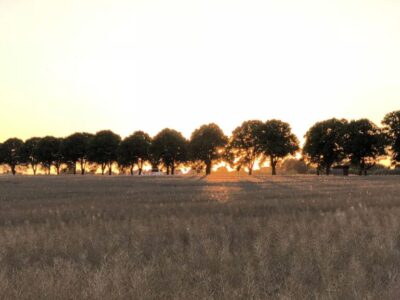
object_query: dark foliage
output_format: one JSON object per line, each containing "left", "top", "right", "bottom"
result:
{"left": 189, "top": 124, "right": 227, "bottom": 175}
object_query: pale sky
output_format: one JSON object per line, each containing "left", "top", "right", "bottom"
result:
{"left": 1, "top": 0, "right": 399, "bottom": 143}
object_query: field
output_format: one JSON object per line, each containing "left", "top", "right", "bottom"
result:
{"left": 0, "top": 175, "right": 400, "bottom": 299}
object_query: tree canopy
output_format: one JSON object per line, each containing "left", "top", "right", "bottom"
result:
{"left": 62, "top": 133, "right": 93, "bottom": 175}
{"left": 117, "top": 131, "right": 152, "bottom": 175}
{"left": 260, "top": 120, "right": 299, "bottom": 175}
{"left": 20, "top": 137, "right": 41, "bottom": 175}
{"left": 88, "top": 130, "right": 121, "bottom": 175}
{"left": 37, "top": 136, "right": 63, "bottom": 175}
{"left": 303, "top": 118, "right": 347, "bottom": 175}
{"left": 227, "top": 120, "right": 264, "bottom": 175}
{"left": 0, "top": 138, "right": 24, "bottom": 175}
{"left": 151, "top": 129, "right": 187, "bottom": 175}
{"left": 382, "top": 110, "right": 400, "bottom": 166}
{"left": 343, "top": 119, "right": 386, "bottom": 175}
{"left": 189, "top": 123, "right": 228, "bottom": 175}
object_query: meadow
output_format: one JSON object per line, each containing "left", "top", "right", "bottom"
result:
{"left": 0, "top": 174, "right": 399, "bottom": 299}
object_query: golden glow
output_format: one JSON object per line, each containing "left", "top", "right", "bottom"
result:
{"left": 213, "top": 162, "right": 235, "bottom": 172}
{"left": 180, "top": 167, "right": 192, "bottom": 174}
{"left": 1, "top": 0, "right": 400, "bottom": 143}
{"left": 212, "top": 159, "right": 272, "bottom": 173}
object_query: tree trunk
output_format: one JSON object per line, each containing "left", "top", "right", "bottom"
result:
{"left": 248, "top": 160, "right": 254, "bottom": 175}
{"left": 316, "top": 168, "right": 320, "bottom": 176}
{"left": 32, "top": 165, "right": 37, "bottom": 175}
{"left": 80, "top": 160, "right": 85, "bottom": 175}
{"left": 56, "top": 166, "right": 60, "bottom": 175}
{"left": 166, "top": 165, "right": 170, "bottom": 175}
{"left": 11, "top": 165, "right": 16, "bottom": 175}
{"left": 101, "top": 164, "right": 105, "bottom": 175}
{"left": 73, "top": 163, "right": 76, "bottom": 175}
{"left": 108, "top": 163, "right": 112, "bottom": 175}
{"left": 205, "top": 162, "right": 212, "bottom": 175}
{"left": 138, "top": 160, "right": 143, "bottom": 175}
{"left": 359, "top": 160, "right": 365, "bottom": 176}
{"left": 171, "top": 165, "right": 175, "bottom": 175}
{"left": 48, "top": 166, "right": 51, "bottom": 175}
{"left": 325, "top": 165, "right": 330, "bottom": 175}
{"left": 270, "top": 157, "right": 277, "bottom": 175}
{"left": 365, "top": 162, "right": 374, "bottom": 176}
{"left": 130, "top": 166, "right": 134, "bottom": 175}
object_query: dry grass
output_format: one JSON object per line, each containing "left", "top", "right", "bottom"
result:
{"left": 0, "top": 174, "right": 400, "bottom": 299}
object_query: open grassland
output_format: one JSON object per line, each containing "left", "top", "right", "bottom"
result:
{"left": 0, "top": 175, "right": 400, "bottom": 299}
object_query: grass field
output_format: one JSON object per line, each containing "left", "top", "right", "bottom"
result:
{"left": 0, "top": 174, "right": 399, "bottom": 299}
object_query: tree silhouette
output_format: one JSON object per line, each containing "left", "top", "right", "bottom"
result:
{"left": 303, "top": 118, "right": 347, "bottom": 175}
{"left": 37, "top": 136, "right": 63, "bottom": 175}
{"left": 117, "top": 131, "right": 152, "bottom": 175}
{"left": 1, "top": 112, "right": 399, "bottom": 177}
{"left": 190, "top": 160, "right": 205, "bottom": 174}
{"left": 151, "top": 129, "right": 187, "bottom": 175}
{"left": 0, "top": 138, "right": 24, "bottom": 175}
{"left": 227, "top": 120, "right": 264, "bottom": 175}
{"left": 280, "top": 158, "right": 308, "bottom": 174}
{"left": 189, "top": 123, "right": 227, "bottom": 175}
{"left": 382, "top": 110, "right": 400, "bottom": 167}
{"left": 21, "top": 137, "right": 41, "bottom": 175}
{"left": 261, "top": 120, "right": 299, "bottom": 175}
{"left": 62, "top": 133, "right": 93, "bottom": 175}
{"left": 344, "top": 119, "right": 387, "bottom": 175}
{"left": 88, "top": 130, "right": 121, "bottom": 175}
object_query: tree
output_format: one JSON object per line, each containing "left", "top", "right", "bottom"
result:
{"left": 382, "top": 110, "right": 400, "bottom": 166}
{"left": 190, "top": 160, "right": 205, "bottom": 174}
{"left": 280, "top": 158, "right": 308, "bottom": 174}
{"left": 37, "top": 136, "right": 64, "bottom": 175}
{"left": 303, "top": 118, "right": 347, "bottom": 175}
{"left": 117, "top": 131, "right": 152, "bottom": 175}
{"left": 189, "top": 123, "right": 228, "bottom": 175}
{"left": 88, "top": 130, "right": 121, "bottom": 175}
{"left": 260, "top": 120, "right": 299, "bottom": 175}
{"left": 62, "top": 133, "right": 93, "bottom": 175}
{"left": 151, "top": 129, "right": 188, "bottom": 175}
{"left": 227, "top": 120, "right": 264, "bottom": 175}
{"left": 0, "top": 138, "right": 24, "bottom": 175}
{"left": 21, "top": 137, "right": 41, "bottom": 175}
{"left": 344, "top": 119, "right": 387, "bottom": 175}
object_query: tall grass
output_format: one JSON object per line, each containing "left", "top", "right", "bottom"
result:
{"left": 0, "top": 175, "right": 399, "bottom": 299}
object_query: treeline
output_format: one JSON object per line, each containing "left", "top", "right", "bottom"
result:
{"left": 0, "top": 110, "right": 399, "bottom": 176}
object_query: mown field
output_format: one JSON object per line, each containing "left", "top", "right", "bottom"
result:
{"left": 0, "top": 174, "right": 399, "bottom": 299}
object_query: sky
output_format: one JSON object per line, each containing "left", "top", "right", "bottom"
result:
{"left": 1, "top": 0, "right": 399, "bottom": 143}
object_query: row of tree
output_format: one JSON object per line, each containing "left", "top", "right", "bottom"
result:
{"left": 304, "top": 118, "right": 387, "bottom": 175}
{"left": 0, "top": 110, "right": 399, "bottom": 176}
